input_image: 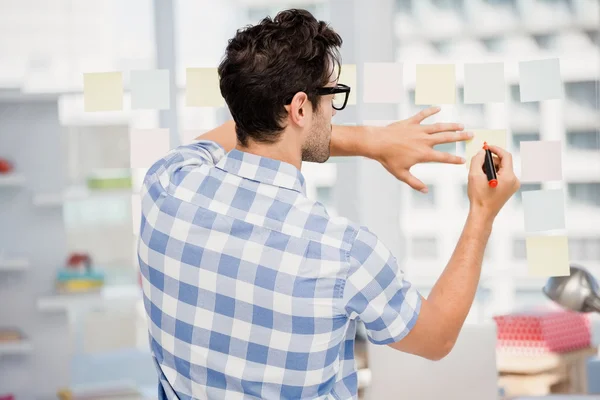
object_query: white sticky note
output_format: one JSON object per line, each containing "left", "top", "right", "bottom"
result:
{"left": 131, "top": 69, "right": 170, "bottom": 110}
{"left": 415, "top": 64, "right": 456, "bottom": 105}
{"left": 363, "top": 63, "right": 403, "bottom": 104}
{"left": 465, "top": 129, "right": 507, "bottom": 169}
{"left": 522, "top": 189, "right": 566, "bottom": 233}
{"left": 519, "top": 58, "right": 564, "bottom": 102}
{"left": 526, "top": 235, "right": 570, "bottom": 277}
{"left": 83, "top": 72, "right": 123, "bottom": 111}
{"left": 520, "top": 140, "right": 563, "bottom": 183}
{"left": 338, "top": 64, "right": 357, "bottom": 106}
{"left": 130, "top": 129, "right": 171, "bottom": 168}
{"left": 131, "top": 194, "right": 141, "bottom": 236}
{"left": 464, "top": 62, "right": 505, "bottom": 104}
{"left": 186, "top": 68, "right": 224, "bottom": 107}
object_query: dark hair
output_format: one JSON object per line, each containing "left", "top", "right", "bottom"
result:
{"left": 218, "top": 9, "right": 343, "bottom": 146}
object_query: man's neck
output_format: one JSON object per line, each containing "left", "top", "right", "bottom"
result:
{"left": 235, "top": 136, "right": 302, "bottom": 170}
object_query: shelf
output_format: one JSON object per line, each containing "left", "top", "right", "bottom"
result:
{"left": 0, "top": 174, "right": 25, "bottom": 187}
{"left": 37, "top": 284, "right": 141, "bottom": 312}
{"left": 0, "top": 258, "right": 30, "bottom": 271}
{"left": 0, "top": 340, "right": 33, "bottom": 356}
{"left": 33, "top": 187, "right": 135, "bottom": 207}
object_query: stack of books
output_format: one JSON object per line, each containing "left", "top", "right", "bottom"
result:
{"left": 55, "top": 253, "right": 105, "bottom": 294}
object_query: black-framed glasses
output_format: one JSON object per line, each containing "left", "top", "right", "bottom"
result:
{"left": 285, "top": 83, "right": 351, "bottom": 111}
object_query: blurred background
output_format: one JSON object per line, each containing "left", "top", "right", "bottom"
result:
{"left": 0, "top": 0, "right": 598, "bottom": 399}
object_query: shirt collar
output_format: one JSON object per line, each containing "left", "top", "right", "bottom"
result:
{"left": 216, "top": 148, "right": 307, "bottom": 195}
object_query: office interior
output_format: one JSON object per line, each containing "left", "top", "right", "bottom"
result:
{"left": 0, "top": 0, "right": 599, "bottom": 399}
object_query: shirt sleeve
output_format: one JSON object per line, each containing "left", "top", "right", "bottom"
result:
{"left": 342, "top": 226, "right": 422, "bottom": 345}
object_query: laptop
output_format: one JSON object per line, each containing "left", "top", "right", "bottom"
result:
{"left": 366, "top": 322, "right": 500, "bottom": 400}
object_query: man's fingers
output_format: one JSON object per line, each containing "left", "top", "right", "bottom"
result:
{"left": 399, "top": 171, "right": 428, "bottom": 193}
{"left": 424, "top": 123, "right": 465, "bottom": 134}
{"left": 430, "top": 130, "right": 473, "bottom": 144}
{"left": 468, "top": 149, "right": 487, "bottom": 176}
{"left": 429, "top": 150, "right": 466, "bottom": 165}
{"left": 408, "top": 106, "right": 441, "bottom": 124}
{"left": 486, "top": 145, "right": 513, "bottom": 171}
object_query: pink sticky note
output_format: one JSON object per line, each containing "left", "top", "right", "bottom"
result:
{"left": 130, "top": 129, "right": 171, "bottom": 168}
{"left": 520, "top": 140, "right": 562, "bottom": 183}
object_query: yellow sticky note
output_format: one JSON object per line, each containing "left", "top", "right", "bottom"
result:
{"left": 338, "top": 64, "right": 357, "bottom": 106}
{"left": 526, "top": 235, "right": 570, "bottom": 277}
{"left": 465, "top": 129, "right": 507, "bottom": 169}
{"left": 415, "top": 64, "right": 456, "bottom": 105}
{"left": 83, "top": 72, "right": 123, "bottom": 112}
{"left": 186, "top": 68, "right": 225, "bottom": 107}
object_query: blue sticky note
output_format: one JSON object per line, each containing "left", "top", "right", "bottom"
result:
{"left": 522, "top": 189, "right": 566, "bottom": 233}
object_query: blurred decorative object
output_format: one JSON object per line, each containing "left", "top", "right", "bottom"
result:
{"left": 86, "top": 170, "right": 132, "bottom": 190}
{"left": 57, "top": 382, "right": 144, "bottom": 400}
{"left": 0, "top": 328, "right": 32, "bottom": 355}
{"left": 543, "top": 264, "right": 600, "bottom": 314}
{"left": 494, "top": 310, "right": 591, "bottom": 355}
{"left": 0, "top": 394, "right": 15, "bottom": 400}
{"left": 55, "top": 252, "right": 105, "bottom": 294}
{"left": 0, "top": 158, "right": 13, "bottom": 174}
{"left": 0, "top": 328, "right": 23, "bottom": 343}
{"left": 497, "top": 346, "right": 598, "bottom": 397}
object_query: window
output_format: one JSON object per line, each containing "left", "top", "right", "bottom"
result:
{"left": 411, "top": 237, "right": 439, "bottom": 259}
{"left": 512, "top": 132, "right": 540, "bottom": 152}
{"left": 566, "top": 130, "right": 600, "bottom": 150}
{"left": 512, "top": 238, "right": 527, "bottom": 260}
{"left": 396, "top": 0, "right": 412, "bottom": 13}
{"left": 411, "top": 184, "right": 436, "bottom": 207}
{"left": 567, "top": 182, "right": 600, "bottom": 207}
{"left": 431, "top": 0, "right": 464, "bottom": 12}
{"left": 565, "top": 81, "right": 599, "bottom": 110}
{"left": 569, "top": 237, "right": 600, "bottom": 261}
{"left": 434, "top": 142, "right": 457, "bottom": 154}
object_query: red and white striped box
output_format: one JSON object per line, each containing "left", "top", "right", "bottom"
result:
{"left": 493, "top": 310, "right": 591, "bottom": 355}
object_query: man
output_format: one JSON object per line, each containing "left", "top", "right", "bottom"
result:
{"left": 137, "top": 9, "right": 520, "bottom": 400}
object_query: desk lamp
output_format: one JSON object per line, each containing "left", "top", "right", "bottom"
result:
{"left": 543, "top": 264, "right": 600, "bottom": 313}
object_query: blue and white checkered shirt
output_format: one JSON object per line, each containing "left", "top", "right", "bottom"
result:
{"left": 137, "top": 140, "right": 422, "bottom": 399}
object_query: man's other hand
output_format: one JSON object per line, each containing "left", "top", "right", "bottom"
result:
{"left": 369, "top": 107, "right": 473, "bottom": 193}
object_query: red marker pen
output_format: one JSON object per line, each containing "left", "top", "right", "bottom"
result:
{"left": 483, "top": 142, "right": 497, "bottom": 188}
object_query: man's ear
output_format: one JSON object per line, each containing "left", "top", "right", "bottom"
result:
{"left": 287, "top": 92, "right": 310, "bottom": 128}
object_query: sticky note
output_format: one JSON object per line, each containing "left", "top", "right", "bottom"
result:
{"left": 131, "top": 194, "right": 141, "bottom": 236}
{"left": 520, "top": 140, "right": 562, "bottom": 182}
{"left": 415, "top": 64, "right": 456, "bottom": 105}
{"left": 131, "top": 69, "right": 170, "bottom": 110}
{"left": 464, "top": 62, "right": 505, "bottom": 104}
{"left": 130, "top": 129, "right": 171, "bottom": 168}
{"left": 186, "top": 68, "right": 224, "bottom": 107}
{"left": 465, "top": 129, "right": 507, "bottom": 169}
{"left": 519, "top": 58, "right": 563, "bottom": 102}
{"left": 522, "top": 189, "right": 566, "bottom": 233}
{"left": 526, "top": 235, "right": 570, "bottom": 277}
{"left": 83, "top": 72, "right": 123, "bottom": 111}
{"left": 338, "top": 64, "right": 357, "bottom": 106}
{"left": 363, "top": 63, "right": 403, "bottom": 104}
